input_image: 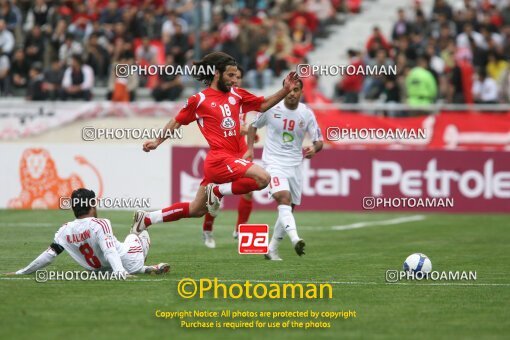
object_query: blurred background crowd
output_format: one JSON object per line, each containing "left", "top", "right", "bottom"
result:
{"left": 1, "top": 0, "right": 510, "bottom": 105}
{"left": 0, "top": 0, "right": 348, "bottom": 101}
{"left": 336, "top": 0, "right": 510, "bottom": 105}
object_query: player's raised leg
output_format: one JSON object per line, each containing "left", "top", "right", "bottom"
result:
{"left": 131, "top": 186, "right": 208, "bottom": 234}
{"left": 210, "top": 163, "right": 269, "bottom": 196}
{"left": 205, "top": 156, "right": 270, "bottom": 217}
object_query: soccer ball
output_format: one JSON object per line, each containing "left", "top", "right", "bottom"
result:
{"left": 403, "top": 253, "right": 432, "bottom": 273}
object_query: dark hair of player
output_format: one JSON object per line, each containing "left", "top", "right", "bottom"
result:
{"left": 192, "top": 52, "right": 237, "bottom": 85}
{"left": 237, "top": 65, "right": 245, "bottom": 79}
{"left": 282, "top": 78, "right": 303, "bottom": 89}
{"left": 71, "top": 188, "right": 96, "bottom": 218}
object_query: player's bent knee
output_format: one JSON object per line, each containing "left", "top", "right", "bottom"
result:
{"left": 258, "top": 171, "right": 271, "bottom": 189}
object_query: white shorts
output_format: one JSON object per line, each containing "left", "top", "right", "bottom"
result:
{"left": 120, "top": 234, "right": 145, "bottom": 274}
{"left": 266, "top": 164, "right": 303, "bottom": 205}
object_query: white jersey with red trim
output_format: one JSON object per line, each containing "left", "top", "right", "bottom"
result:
{"left": 252, "top": 102, "right": 323, "bottom": 167}
{"left": 53, "top": 217, "right": 127, "bottom": 271}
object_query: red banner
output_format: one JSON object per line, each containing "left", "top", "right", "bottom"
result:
{"left": 171, "top": 147, "right": 510, "bottom": 213}
{"left": 315, "top": 111, "right": 510, "bottom": 151}
{"left": 300, "top": 74, "right": 510, "bottom": 150}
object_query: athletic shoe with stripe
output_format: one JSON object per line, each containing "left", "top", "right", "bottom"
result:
{"left": 205, "top": 183, "right": 221, "bottom": 217}
{"left": 144, "top": 263, "right": 170, "bottom": 275}
{"left": 131, "top": 210, "right": 149, "bottom": 235}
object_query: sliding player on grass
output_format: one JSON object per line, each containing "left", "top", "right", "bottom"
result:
{"left": 10, "top": 188, "right": 170, "bottom": 276}
{"left": 132, "top": 52, "right": 300, "bottom": 234}
{"left": 201, "top": 66, "right": 259, "bottom": 248}
{"left": 245, "top": 79, "right": 323, "bottom": 260}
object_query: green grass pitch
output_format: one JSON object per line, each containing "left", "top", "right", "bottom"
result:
{"left": 0, "top": 209, "right": 509, "bottom": 339}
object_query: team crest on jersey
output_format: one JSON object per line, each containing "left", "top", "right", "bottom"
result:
{"left": 298, "top": 119, "right": 305, "bottom": 128}
{"left": 221, "top": 117, "right": 236, "bottom": 130}
{"left": 228, "top": 96, "right": 236, "bottom": 105}
{"left": 283, "top": 132, "right": 294, "bottom": 143}
{"left": 211, "top": 102, "right": 217, "bottom": 107}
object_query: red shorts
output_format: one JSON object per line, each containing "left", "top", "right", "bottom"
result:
{"left": 200, "top": 150, "right": 253, "bottom": 186}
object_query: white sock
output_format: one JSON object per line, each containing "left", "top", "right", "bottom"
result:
{"left": 218, "top": 183, "right": 233, "bottom": 196}
{"left": 268, "top": 218, "right": 286, "bottom": 252}
{"left": 148, "top": 210, "right": 163, "bottom": 224}
{"left": 278, "top": 205, "right": 300, "bottom": 244}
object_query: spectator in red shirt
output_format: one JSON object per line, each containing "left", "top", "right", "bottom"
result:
{"left": 290, "top": 16, "right": 313, "bottom": 57}
{"left": 366, "top": 26, "right": 391, "bottom": 58}
{"left": 288, "top": 3, "right": 319, "bottom": 34}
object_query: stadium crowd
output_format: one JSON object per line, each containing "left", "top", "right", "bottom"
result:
{"left": 335, "top": 0, "right": 510, "bottom": 106}
{"left": 0, "top": 0, "right": 349, "bottom": 101}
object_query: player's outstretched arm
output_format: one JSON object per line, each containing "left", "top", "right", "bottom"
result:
{"left": 243, "top": 124, "right": 258, "bottom": 160}
{"left": 143, "top": 118, "right": 182, "bottom": 152}
{"left": 259, "top": 71, "right": 300, "bottom": 112}
{"left": 9, "top": 244, "right": 63, "bottom": 275}
{"left": 303, "top": 141, "right": 324, "bottom": 159}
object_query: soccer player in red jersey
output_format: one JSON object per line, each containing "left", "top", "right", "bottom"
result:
{"left": 131, "top": 52, "right": 300, "bottom": 234}
{"left": 202, "top": 66, "right": 256, "bottom": 248}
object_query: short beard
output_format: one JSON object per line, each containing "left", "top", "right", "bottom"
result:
{"left": 217, "top": 73, "right": 230, "bottom": 92}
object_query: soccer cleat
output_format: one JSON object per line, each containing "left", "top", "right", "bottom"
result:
{"left": 205, "top": 183, "right": 221, "bottom": 217}
{"left": 294, "top": 239, "right": 306, "bottom": 256}
{"left": 264, "top": 251, "right": 283, "bottom": 261}
{"left": 203, "top": 231, "right": 216, "bottom": 248}
{"left": 232, "top": 230, "right": 238, "bottom": 240}
{"left": 131, "top": 210, "right": 149, "bottom": 235}
{"left": 144, "top": 263, "right": 170, "bottom": 275}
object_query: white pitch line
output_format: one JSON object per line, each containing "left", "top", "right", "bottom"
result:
{"left": 332, "top": 215, "right": 426, "bottom": 231}
{"left": 300, "top": 215, "right": 426, "bottom": 231}
{"left": 1, "top": 215, "right": 426, "bottom": 231}
{"left": 1, "top": 277, "right": 509, "bottom": 286}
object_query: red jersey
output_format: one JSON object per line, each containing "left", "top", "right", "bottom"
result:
{"left": 175, "top": 87, "right": 264, "bottom": 155}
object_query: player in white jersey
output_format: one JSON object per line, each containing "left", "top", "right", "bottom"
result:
{"left": 11, "top": 188, "right": 169, "bottom": 276}
{"left": 245, "top": 79, "right": 323, "bottom": 260}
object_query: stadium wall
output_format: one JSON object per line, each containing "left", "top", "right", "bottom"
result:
{"left": 1, "top": 143, "right": 509, "bottom": 213}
